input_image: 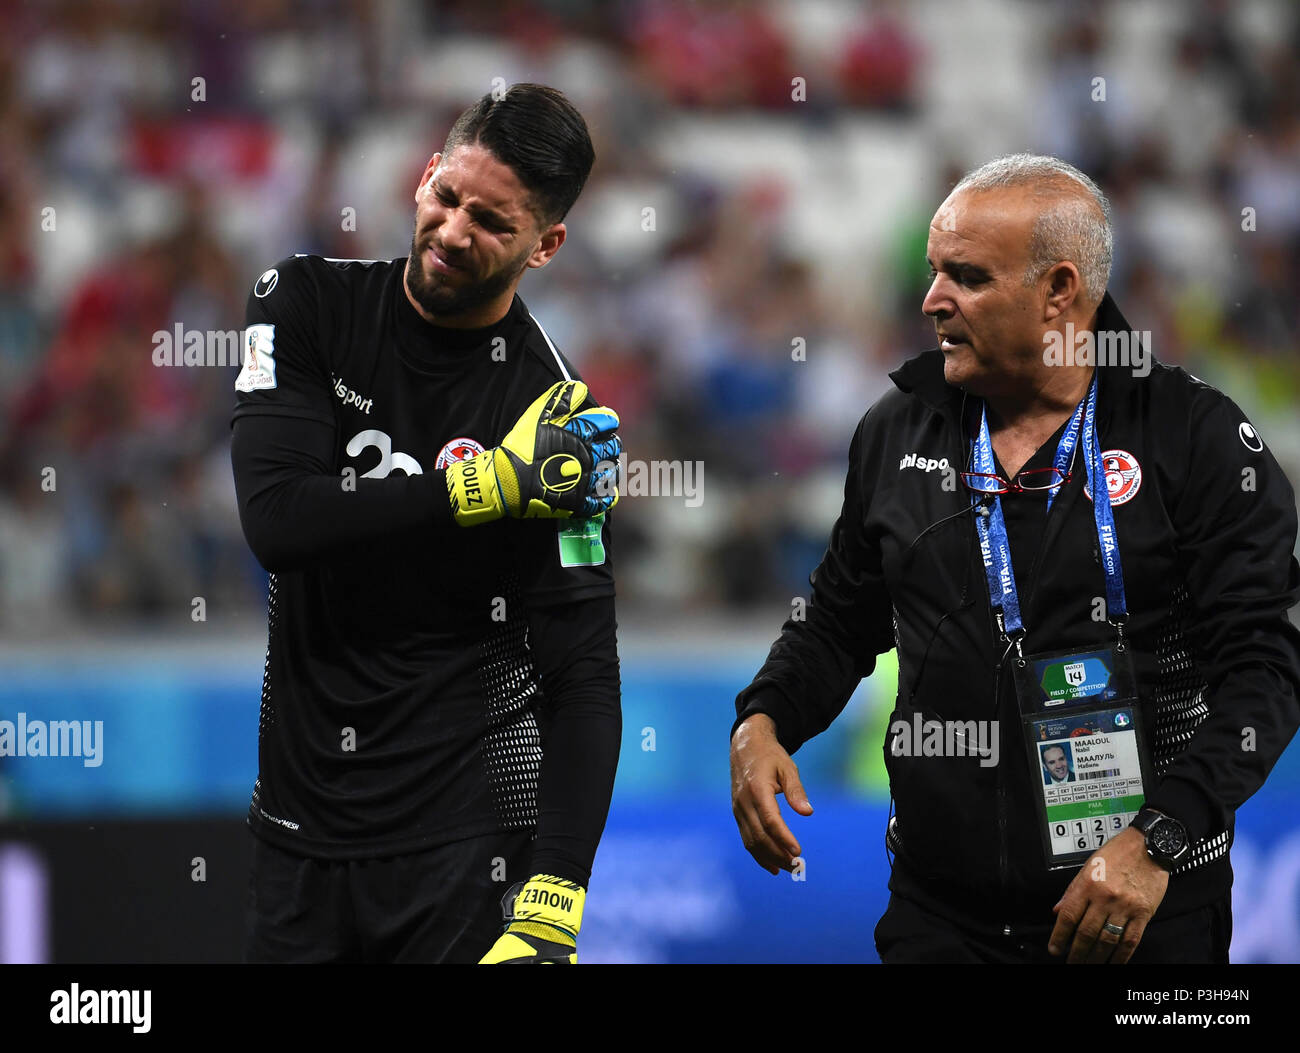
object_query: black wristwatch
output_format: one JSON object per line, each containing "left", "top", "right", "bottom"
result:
{"left": 1130, "top": 807, "right": 1190, "bottom": 872}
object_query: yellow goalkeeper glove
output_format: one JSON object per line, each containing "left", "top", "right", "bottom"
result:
{"left": 446, "top": 380, "right": 620, "bottom": 526}
{"left": 478, "top": 874, "right": 585, "bottom": 964}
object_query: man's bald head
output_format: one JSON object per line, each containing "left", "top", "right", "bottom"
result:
{"left": 922, "top": 155, "right": 1113, "bottom": 406}
{"left": 949, "top": 154, "right": 1113, "bottom": 309}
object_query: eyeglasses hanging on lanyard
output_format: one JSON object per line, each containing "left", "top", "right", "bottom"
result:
{"left": 968, "top": 371, "right": 1129, "bottom": 657}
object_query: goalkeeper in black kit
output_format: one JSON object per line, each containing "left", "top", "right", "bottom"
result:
{"left": 231, "top": 84, "right": 620, "bottom": 964}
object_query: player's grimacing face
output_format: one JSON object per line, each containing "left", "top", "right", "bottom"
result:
{"left": 921, "top": 188, "right": 1046, "bottom": 398}
{"left": 406, "top": 144, "right": 550, "bottom": 321}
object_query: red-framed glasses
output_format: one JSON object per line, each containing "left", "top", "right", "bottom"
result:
{"left": 960, "top": 467, "right": 1071, "bottom": 495}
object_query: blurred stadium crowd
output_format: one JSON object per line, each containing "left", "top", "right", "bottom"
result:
{"left": 0, "top": 0, "right": 1297, "bottom": 634}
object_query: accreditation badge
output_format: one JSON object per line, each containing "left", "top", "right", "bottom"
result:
{"left": 1012, "top": 643, "right": 1153, "bottom": 871}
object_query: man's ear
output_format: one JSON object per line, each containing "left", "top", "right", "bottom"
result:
{"left": 416, "top": 153, "right": 442, "bottom": 202}
{"left": 1043, "top": 260, "right": 1084, "bottom": 322}
{"left": 527, "top": 222, "right": 567, "bottom": 270}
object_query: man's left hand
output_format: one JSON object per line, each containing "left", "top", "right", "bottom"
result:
{"left": 1048, "top": 827, "right": 1169, "bottom": 963}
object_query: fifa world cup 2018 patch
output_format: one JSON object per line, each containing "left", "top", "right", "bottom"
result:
{"left": 235, "top": 324, "right": 277, "bottom": 391}
{"left": 558, "top": 513, "right": 605, "bottom": 567}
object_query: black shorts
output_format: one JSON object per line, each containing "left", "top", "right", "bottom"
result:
{"left": 874, "top": 890, "right": 1232, "bottom": 964}
{"left": 244, "top": 829, "right": 534, "bottom": 963}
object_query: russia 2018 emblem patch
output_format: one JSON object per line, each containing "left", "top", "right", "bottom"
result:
{"left": 435, "top": 437, "right": 486, "bottom": 468}
{"left": 1085, "top": 449, "right": 1142, "bottom": 506}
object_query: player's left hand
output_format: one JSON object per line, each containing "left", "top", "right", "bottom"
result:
{"left": 447, "top": 380, "right": 620, "bottom": 526}
{"left": 478, "top": 874, "right": 585, "bottom": 964}
{"left": 1048, "top": 827, "right": 1169, "bottom": 963}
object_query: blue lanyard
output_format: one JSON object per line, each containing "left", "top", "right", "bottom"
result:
{"left": 972, "top": 373, "right": 1127, "bottom": 642}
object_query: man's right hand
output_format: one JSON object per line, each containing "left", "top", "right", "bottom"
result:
{"left": 730, "top": 713, "right": 814, "bottom": 874}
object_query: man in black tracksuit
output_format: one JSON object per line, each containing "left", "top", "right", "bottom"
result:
{"left": 730, "top": 155, "right": 1300, "bottom": 964}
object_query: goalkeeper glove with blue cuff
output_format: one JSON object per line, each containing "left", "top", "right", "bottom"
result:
{"left": 446, "top": 381, "right": 620, "bottom": 526}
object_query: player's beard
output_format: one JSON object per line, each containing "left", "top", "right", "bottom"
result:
{"left": 404, "top": 231, "right": 532, "bottom": 323}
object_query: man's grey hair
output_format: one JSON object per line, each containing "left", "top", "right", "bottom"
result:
{"left": 951, "top": 154, "right": 1112, "bottom": 306}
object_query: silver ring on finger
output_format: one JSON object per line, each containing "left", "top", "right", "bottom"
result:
{"left": 1102, "top": 921, "right": 1126, "bottom": 937}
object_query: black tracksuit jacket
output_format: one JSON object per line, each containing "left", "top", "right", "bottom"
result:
{"left": 736, "top": 292, "right": 1300, "bottom": 930}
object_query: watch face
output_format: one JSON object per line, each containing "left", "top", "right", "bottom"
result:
{"left": 1150, "top": 819, "right": 1188, "bottom": 857}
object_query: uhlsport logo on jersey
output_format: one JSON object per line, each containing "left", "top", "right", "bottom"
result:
{"left": 1084, "top": 449, "right": 1142, "bottom": 506}
{"left": 435, "top": 437, "right": 486, "bottom": 469}
{"left": 899, "top": 452, "right": 950, "bottom": 473}
{"left": 1239, "top": 422, "right": 1265, "bottom": 452}
{"left": 254, "top": 268, "right": 279, "bottom": 298}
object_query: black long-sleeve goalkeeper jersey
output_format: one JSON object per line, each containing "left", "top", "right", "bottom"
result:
{"left": 736, "top": 291, "right": 1300, "bottom": 927}
{"left": 229, "top": 254, "right": 620, "bottom": 886}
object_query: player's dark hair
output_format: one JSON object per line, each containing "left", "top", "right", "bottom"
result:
{"left": 443, "top": 83, "right": 594, "bottom": 226}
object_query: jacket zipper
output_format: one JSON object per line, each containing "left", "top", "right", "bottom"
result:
{"left": 994, "top": 659, "right": 1010, "bottom": 933}
{"left": 987, "top": 420, "right": 1076, "bottom": 938}
{"left": 955, "top": 397, "right": 1015, "bottom": 933}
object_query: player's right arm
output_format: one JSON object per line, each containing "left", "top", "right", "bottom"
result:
{"left": 730, "top": 411, "right": 895, "bottom": 872}
{"left": 229, "top": 257, "right": 461, "bottom": 572}
{"left": 231, "top": 415, "right": 453, "bottom": 572}
{"left": 230, "top": 259, "right": 617, "bottom": 573}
